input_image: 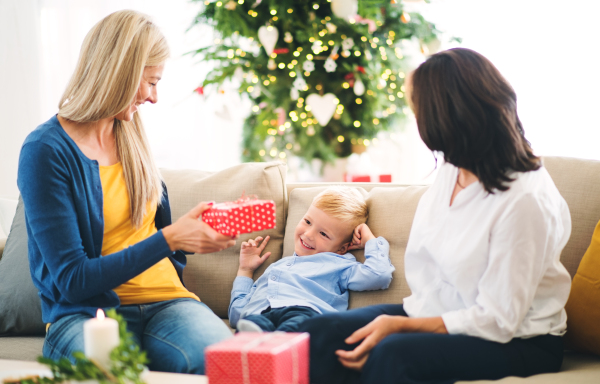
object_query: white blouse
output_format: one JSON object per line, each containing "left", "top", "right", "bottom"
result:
{"left": 403, "top": 162, "right": 572, "bottom": 343}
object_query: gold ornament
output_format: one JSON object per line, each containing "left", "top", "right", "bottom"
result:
{"left": 225, "top": 1, "right": 236, "bottom": 10}
{"left": 284, "top": 32, "right": 293, "bottom": 43}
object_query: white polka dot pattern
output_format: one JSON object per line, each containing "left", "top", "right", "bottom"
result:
{"left": 205, "top": 332, "right": 309, "bottom": 384}
{"left": 202, "top": 199, "right": 276, "bottom": 236}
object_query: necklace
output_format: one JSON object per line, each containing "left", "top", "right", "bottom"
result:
{"left": 456, "top": 169, "right": 466, "bottom": 189}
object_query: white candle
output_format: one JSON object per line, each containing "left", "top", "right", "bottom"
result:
{"left": 84, "top": 309, "right": 120, "bottom": 369}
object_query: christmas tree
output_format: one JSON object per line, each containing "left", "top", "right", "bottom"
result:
{"left": 190, "top": 0, "right": 439, "bottom": 164}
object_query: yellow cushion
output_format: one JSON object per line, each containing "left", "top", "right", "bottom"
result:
{"left": 565, "top": 220, "right": 600, "bottom": 355}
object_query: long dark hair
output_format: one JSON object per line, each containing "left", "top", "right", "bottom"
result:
{"left": 411, "top": 48, "right": 540, "bottom": 193}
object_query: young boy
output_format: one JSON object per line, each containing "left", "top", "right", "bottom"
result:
{"left": 229, "top": 187, "right": 395, "bottom": 332}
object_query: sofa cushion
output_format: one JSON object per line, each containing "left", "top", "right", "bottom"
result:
{"left": 564, "top": 219, "right": 600, "bottom": 356}
{"left": 0, "top": 336, "right": 44, "bottom": 361}
{"left": 282, "top": 185, "right": 428, "bottom": 308}
{"left": 0, "top": 198, "right": 45, "bottom": 336}
{"left": 161, "top": 161, "right": 287, "bottom": 318}
{"left": 543, "top": 156, "right": 600, "bottom": 278}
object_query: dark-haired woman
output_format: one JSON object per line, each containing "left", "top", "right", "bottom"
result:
{"left": 298, "top": 48, "right": 572, "bottom": 384}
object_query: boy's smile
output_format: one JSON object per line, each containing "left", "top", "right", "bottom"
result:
{"left": 294, "top": 205, "right": 352, "bottom": 256}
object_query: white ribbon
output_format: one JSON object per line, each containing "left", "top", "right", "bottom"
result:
{"left": 240, "top": 332, "right": 301, "bottom": 384}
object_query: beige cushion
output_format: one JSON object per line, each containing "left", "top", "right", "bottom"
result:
{"left": 282, "top": 185, "right": 428, "bottom": 307}
{"left": 543, "top": 156, "right": 600, "bottom": 278}
{"left": 161, "top": 161, "right": 287, "bottom": 318}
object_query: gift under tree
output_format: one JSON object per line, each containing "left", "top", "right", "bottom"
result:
{"left": 190, "top": 0, "right": 440, "bottom": 165}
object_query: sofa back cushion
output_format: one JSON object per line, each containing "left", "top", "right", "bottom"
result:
{"left": 283, "top": 185, "right": 428, "bottom": 307}
{"left": 161, "top": 161, "right": 287, "bottom": 318}
{"left": 0, "top": 198, "right": 45, "bottom": 335}
{"left": 543, "top": 156, "right": 600, "bottom": 277}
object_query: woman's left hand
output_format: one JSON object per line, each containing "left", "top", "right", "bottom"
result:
{"left": 335, "top": 315, "right": 403, "bottom": 371}
{"left": 336, "top": 315, "right": 448, "bottom": 372}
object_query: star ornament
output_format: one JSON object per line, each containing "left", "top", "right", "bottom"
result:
{"left": 303, "top": 60, "right": 315, "bottom": 72}
{"left": 293, "top": 76, "right": 307, "bottom": 91}
{"left": 324, "top": 58, "right": 337, "bottom": 73}
{"left": 342, "top": 37, "right": 354, "bottom": 51}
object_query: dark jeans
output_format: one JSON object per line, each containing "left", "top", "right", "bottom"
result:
{"left": 243, "top": 306, "right": 319, "bottom": 332}
{"left": 297, "top": 304, "right": 564, "bottom": 384}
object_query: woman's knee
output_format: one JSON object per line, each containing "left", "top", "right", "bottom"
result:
{"left": 361, "top": 335, "right": 419, "bottom": 384}
{"left": 145, "top": 334, "right": 205, "bottom": 374}
{"left": 144, "top": 300, "right": 232, "bottom": 374}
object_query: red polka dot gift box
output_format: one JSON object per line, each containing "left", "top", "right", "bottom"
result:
{"left": 206, "top": 332, "right": 309, "bottom": 384}
{"left": 202, "top": 196, "right": 276, "bottom": 236}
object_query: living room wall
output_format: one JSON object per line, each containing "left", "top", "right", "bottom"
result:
{"left": 2, "top": 0, "right": 600, "bottom": 200}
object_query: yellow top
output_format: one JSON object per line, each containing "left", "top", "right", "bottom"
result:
{"left": 100, "top": 162, "right": 199, "bottom": 305}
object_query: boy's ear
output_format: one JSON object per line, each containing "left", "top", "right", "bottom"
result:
{"left": 335, "top": 241, "right": 351, "bottom": 255}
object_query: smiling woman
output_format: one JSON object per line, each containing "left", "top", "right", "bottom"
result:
{"left": 17, "top": 9, "right": 236, "bottom": 375}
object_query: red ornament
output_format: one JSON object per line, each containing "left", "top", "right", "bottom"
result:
{"left": 344, "top": 73, "right": 355, "bottom": 80}
{"left": 195, "top": 86, "right": 204, "bottom": 95}
{"left": 273, "top": 48, "right": 289, "bottom": 54}
{"left": 356, "top": 66, "right": 366, "bottom": 74}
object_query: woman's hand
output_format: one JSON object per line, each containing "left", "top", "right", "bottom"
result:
{"left": 237, "top": 236, "right": 271, "bottom": 278}
{"left": 336, "top": 315, "right": 403, "bottom": 371}
{"left": 336, "top": 315, "right": 448, "bottom": 372}
{"left": 347, "top": 223, "right": 376, "bottom": 250}
{"left": 162, "top": 202, "right": 237, "bottom": 254}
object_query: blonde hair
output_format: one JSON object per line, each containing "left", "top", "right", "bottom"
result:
{"left": 312, "top": 187, "right": 368, "bottom": 232}
{"left": 58, "top": 10, "right": 169, "bottom": 227}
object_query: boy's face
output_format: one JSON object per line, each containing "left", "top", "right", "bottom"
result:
{"left": 294, "top": 205, "right": 352, "bottom": 256}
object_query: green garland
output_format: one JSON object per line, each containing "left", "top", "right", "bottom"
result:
{"left": 12, "top": 309, "right": 148, "bottom": 384}
{"left": 189, "top": 0, "right": 439, "bottom": 164}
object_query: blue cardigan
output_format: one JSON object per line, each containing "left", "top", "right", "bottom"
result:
{"left": 17, "top": 115, "right": 187, "bottom": 323}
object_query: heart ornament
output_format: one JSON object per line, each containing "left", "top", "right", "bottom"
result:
{"left": 306, "top": 93, "right": 337, "bottom": 126}
{"left": 258, "top": 26, "right": 279, "bottom": 56}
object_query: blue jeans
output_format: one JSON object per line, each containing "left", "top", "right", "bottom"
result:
{"left": 243, "top": 306, "right": 319, "bottom": 332}
{"left": 298, "top": 304, "right": 564, "bottom": 384}
{"left": 43, "top": 298, "right": 232, "bottom": 374}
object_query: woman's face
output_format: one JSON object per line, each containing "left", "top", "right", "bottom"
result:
{"left": 115, "top": 65, "right": 164, "bottom": 121}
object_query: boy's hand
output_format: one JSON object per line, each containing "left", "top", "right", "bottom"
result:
{"left": 348, "top": 224, "right": 375, "bottom": 251}
{"left": 237, "top": 236, "right": 271, "bottom": 278}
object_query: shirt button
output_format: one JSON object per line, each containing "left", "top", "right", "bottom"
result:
{"left": 271, "top": 276, "right": 277, "bottom": 281}
{"left": 286, "top": 263, "right": 291, "bottom": 266}
{"left": 378, "top": 240, "right": 383, "bottom": 246}
{"left": 269, "top": 295, "right": 275, "bottom": 299}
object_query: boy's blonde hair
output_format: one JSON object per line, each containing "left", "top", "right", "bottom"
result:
{"left": 312, "top": 187, "right": 368, "bottom": 235}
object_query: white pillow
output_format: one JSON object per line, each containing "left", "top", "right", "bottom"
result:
{"left": 0, "top": 198, "right": 18, "bottom": 237}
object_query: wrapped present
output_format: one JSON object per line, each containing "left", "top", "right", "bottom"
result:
{"left": 202, "top": 195, "right": 276, "bottom": 236}
{"left": 343, "top": 174, "right": 392, "bottom": 183}
{"left": 206, "top": 332, "right": 309, "bottom": 384}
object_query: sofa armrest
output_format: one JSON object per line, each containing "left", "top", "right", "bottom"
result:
{"left": 0, "top": 236, "right": 6, "bottom": 260}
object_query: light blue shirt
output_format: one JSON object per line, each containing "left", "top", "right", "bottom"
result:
{"left": 229, "top": 237, "right": 395, "bottom": 328}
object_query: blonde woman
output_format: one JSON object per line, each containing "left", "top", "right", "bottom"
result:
{"left": 17, "top": 10, "right": 234, "bottom": 374}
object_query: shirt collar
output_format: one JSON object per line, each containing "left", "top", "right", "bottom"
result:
{"left": 292, "top": 252, "right": 356, "bottom": 260}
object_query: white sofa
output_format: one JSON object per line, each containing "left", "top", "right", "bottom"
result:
{"left": 0, "top": 158, "right": 599, "bottom": 382}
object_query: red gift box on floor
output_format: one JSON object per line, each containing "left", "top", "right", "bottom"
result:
{"left": 202, "top": 196, "right": 276, "bottom": 236}
{"left": 206, "top": 332, "right": 309, "bottom": 384}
